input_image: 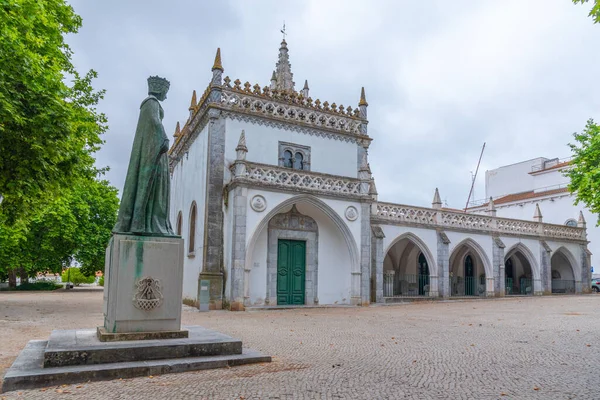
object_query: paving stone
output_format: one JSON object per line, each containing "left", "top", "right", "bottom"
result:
{"left": 1, "top": 291, "right": 600, "bottom": 399}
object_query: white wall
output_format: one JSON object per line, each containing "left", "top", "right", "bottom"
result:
{"left": 485, "top": 158, "right": 545, "bottom": 198}
{"left": 379, "top": 226, "right": 438, "bottom": 274}
{"left": 531, "top": 168, "right": 569, "bottom": 192}
{"left": 170, "top": 124, "right": 209, "bottom": 301}
{"left": 225, "top": 119, "right": 359, "bottom": 178}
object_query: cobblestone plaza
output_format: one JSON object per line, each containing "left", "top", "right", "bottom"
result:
{"left": 1, "top": 290, "right": 599, "bottom": 399}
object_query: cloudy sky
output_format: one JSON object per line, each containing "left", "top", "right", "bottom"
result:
{"left": 67, "top": 0, "right": 600, "bottom": 209}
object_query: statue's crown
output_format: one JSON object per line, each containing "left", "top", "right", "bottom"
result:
{"left": 147, "top": 76, "right": 170, "bottom": 94}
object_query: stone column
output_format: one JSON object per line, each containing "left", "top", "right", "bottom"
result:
{"left": 371, "top": 226, "right": 385, "bottom": 303}
{"left": 360, "top": 203, "right": 372, "bottom": 305}
{"left": 436, "top": 230, "right": 450, "bottom": 298}
{"left": 199, "top": 108, "right": 226, "bottom": 310}
{"left": 492, "top": 237, "right": 505, "bottom": 297}
{"left": 230, "top": 186, "right": 247, "bottom": 311}
{"left": 579, "top": 244, "right": 590, "bottom": 293}
{"left": 539, "top": 240, "right": 552, "bottom": 295}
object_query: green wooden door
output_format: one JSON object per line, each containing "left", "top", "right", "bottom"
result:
{"left": 277, "top": 240, "right": 306, "bottom": 305}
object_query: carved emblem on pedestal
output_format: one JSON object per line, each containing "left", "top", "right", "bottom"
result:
{"left": 250, "top": 195, "right": 267, "bottom": 212}
{"left": 133, "top": 277, "right": 164, "bottom": 311}
{"left": 345, "top": 206, "right": 358, "bottom": 221}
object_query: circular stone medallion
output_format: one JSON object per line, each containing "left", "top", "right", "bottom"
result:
{"left": 250, "top": 195, "right": 267, "bottom": 212}
{"left": 345, "top": 206, "right": 358, "bottom": 221}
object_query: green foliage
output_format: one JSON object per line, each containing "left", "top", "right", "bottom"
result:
{"left": 0, "top": 1, "right": 117, "bottom": 283}
{"left": 61, "top": 267, "right": 94, "bottom": 286}
{"left": 566, "top": 119, "right": 600, "bottom": 224}
{"left": 98, "top": 275, "right": 104, "bottom": 287}
{"left": 573, "top": 0, "right": 600, "bottom": 23}
{"left": 0, "top": 0, "right": 107, "bottom": 223}
{"left": 13, "top": 281, "right": 62, "bottom": 291}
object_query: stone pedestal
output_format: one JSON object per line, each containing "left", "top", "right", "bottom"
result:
{"left": 103, "top": 234, "right": 184, "bottom": 334}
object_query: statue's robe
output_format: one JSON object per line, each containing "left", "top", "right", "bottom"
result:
{"left": 113, "top": 95, "right": 174, "bottom": 236}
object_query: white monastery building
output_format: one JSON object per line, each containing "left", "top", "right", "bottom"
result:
{"left": 468, "top": 157, "right": 598, "bottom": 280}
{"left": 168, "top": 40, "right": 591, "bottom": 310}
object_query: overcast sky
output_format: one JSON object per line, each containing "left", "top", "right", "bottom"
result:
{"left": 67, "top": 0, "right": 600, "bottom": 209}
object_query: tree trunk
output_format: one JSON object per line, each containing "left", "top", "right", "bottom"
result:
{"left": 8, "top": 269, "right": 16, "bottom": 289}
{"left": 19, "top": 267, "right": 28, "bottom": 285}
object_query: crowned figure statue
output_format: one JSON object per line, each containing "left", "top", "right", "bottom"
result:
{"left": 113, "top": 76, "right": 174, "bottom": 236}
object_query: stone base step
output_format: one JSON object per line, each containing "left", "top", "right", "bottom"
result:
{"left": 2, "top": 340, "right": 271, "bottom": 393}
{"left": 44, "top": 326, "right": 241, "bottom": 367}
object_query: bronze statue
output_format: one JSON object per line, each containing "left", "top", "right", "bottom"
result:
{"left": 113, "top": 76, "right": 174, "bottom": 236}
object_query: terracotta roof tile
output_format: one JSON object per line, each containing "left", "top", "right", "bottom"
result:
{"left": 471, "top": 187, "right": 570, "bottom": 209}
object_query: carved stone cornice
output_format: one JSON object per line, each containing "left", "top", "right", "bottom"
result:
{"left": 372, "top": 202, "right": 588, "bottom": 243}
{"left": 229, "top": 161, "right": 371, "bottom": 201}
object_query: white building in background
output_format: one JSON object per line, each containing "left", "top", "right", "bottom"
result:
{"left": 168, "top": 39, "right": 591, "bottom": 310}
{"left": 468, "top": 157, "right": 598, "bottom": 278}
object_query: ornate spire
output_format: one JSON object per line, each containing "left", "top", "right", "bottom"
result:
{"left": 273, "top": 39, "right": 295, "bottom": 92}
{"left": 212, "top": 48, "right": 223, "bottom": 71}
{"left": 189, "top": 90, "right": 197, "bottom": 110}
{"left": 533, "top": 203, "right": 543, "bottom": 222}
{"left": 174, "top": 121, "right": 181, "bottom": 138}
{"left": 359, "top": 87, "right": 368, "bottom": 107}
{"left": 369, "top": 179, "right": 378, "bottom": 195}
{"left": 432, "top": 188, "right": 442, "bottom": 209}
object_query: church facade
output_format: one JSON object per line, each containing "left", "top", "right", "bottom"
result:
{"left": 168, "top": 41, "right": 590, "bottom": 310}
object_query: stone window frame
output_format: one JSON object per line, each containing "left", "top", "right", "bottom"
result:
{"left": 278, "top": 141, "right": 311, "bottom": 171}
{"left": 176, "top": 211, "right": 183, "bottom": 236}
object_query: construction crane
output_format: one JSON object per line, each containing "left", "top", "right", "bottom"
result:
{"left": 464, "top": 143, "right": 486, "bottom": 212}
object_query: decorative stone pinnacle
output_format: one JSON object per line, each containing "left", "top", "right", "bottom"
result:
{"left": 359, "top": 87, "right": 368, "bottom": 107}
{"left": 369, "top": 179, "right": 378, "bottom": 195}
{"left": 487, "top": 197, "right": 495, "bottom": 211}
{"left": 236, "top": 130, "right": 248, "bottom": 153}
{"left": 578, "top": 210, "right": 586, "bottom": 227}
{"left": 212, "top": 48, "right": 223, "bottom": 71}
{"left": 533, "top": 203, "right": 543, "bottom": 222}
{"left": 174, "top": 121, "right": 181, "bottom": 138}
{"left": 432, "top": 188, "right": 442, "bottom": 209}
{"left": 303, "top": 80, "right": 309, "bottom": 90}
{"left": 189, "top": 90, "right": 197, "bottom": 110}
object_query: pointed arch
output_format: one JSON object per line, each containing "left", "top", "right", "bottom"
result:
{"left": 449, "top": 238, "right": 493, "bottom": 278}
{"left": 244, "top": 195, "right": 361, "bottom": 305}
{"left": 383, "top": 232, "right": 437, "bottom": 276}
{"left": 505, "top": 242, "right": 540, "bottom": 281}
{"left": 188, "top": 201, "right": 197, "bottom": 255}
{"left": 176, "top": 211, "right": 183, "bottom": 236}
{"left": 552, "top": 246, "right": 580, "bottom": 282}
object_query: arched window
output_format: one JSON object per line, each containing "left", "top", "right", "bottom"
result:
{"left": 293, "top": 152, "right": 304, "bottom": 170}
{"left": 189, "top": 202, "right": 197, "bottom": 255}
{"left": 176, "top": 211, "right": 183, "bottom": 236}
{"left": 283, "top": 150, "right": 293, "bottom": 168}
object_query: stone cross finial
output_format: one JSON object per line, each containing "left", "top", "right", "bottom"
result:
{"left": 533, "top": 203, "right": 543, "bottom": 222}
{"left": 432, "top": 188, "right": 442, "bottom": 209}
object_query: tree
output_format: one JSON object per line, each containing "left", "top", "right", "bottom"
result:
{"left": 573, "top": 0, "right": 600, "bottom": 24}
{"left": 566, "top": 120, "right": 600, "bottom": 224}
{"left": 0, "top": 172, "right": 119, "bottom": 282}
{"left": 61, "top": 267, "right": 95, "bottom": 286}
{"left": 0, "top": 1, "right": 112, "bottom": 286}
{"left": 0, "top": 0, "right": 107, "bottom": 223}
